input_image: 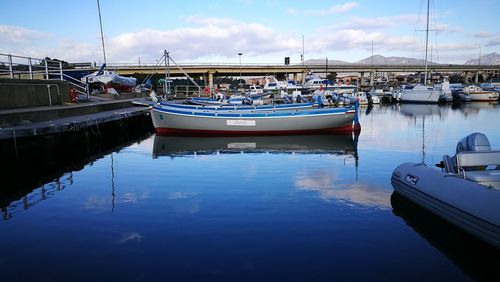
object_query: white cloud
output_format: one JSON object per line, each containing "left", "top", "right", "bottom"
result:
{"left": 0, "top": 24, "right": 47, "bottom": 45}
{"left": 0, "top": 14, "right": 484, "bottom": 64}
{"left": 471, "top": 31, "right": 493, "bottom": 38}
{"left": 103, "top": 17, "right": 303, "bottom": 63}
{"left": 434, "top": 23, "right": 461, "bottom": 35}
{"left": 305, "top": 2, "right": 359, "bottom": 16}
{"left": 485, "top": 35, "right": 500, "bottom": 47}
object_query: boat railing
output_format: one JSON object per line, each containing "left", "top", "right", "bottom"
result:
{"left": 172, "top": 85, "right": 204, "bottom": 98}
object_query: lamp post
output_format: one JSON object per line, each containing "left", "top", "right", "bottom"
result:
{"left": 238, "top": 52, "right": 242, "bottom": 87}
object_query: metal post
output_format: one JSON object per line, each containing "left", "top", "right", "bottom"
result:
{"left": 164, "top": 50, "right": 171, "bottom": 96}
{"left": 97, "top": 0, "right": 107, "bottom": 64}
{"left": 8, "top": 54, "right": 13, "bottom": 79}
{"left": 86, "top": 77, "right": 90, "bottom": 100}
{"left": 325, "top": 58, "right": 328, "bottom": 88}
{"left": 238, "top": 52, "right": 242, "bottom": 89}
{"left": 28, "top": 57, "right": 33, "bottom": 79}
{"left": 423, "top": 0, "right": 430, "bottom": 85}
{"left": 302, "top": 35, "right": 305, "bottom": 67}
{"left": 44, "top": 60, "right": 49, "bottom": 80}
{"left": 59, "top": 61, "right": 63, "bottom": 80}
{"left": 167, "top": 52, "right": 170, "bottom": 96}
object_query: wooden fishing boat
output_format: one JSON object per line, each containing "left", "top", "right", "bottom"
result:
{"left": 150, "top": 105, "right": 357, "bottom": 136}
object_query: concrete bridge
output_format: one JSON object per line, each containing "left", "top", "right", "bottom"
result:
{"left": 99, "top": 63, "right": 500, "bottom": 86}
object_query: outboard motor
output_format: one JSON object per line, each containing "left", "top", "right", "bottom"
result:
{"left": 242, "top": 97, "right": 253, "bottom": 105}
{"left": 295, "top": 94, "right": 303, "bottom": 103}
{"left": 456, "top": 132, "right": 491, "bottom": 153}
{"left": 440, "top": 132, "right": 491, "bottom": 173}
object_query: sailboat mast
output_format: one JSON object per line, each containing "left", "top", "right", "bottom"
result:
{"left": 97, "top": 0, "right": 107, "bottom": 64}
{"left": 423, "top": 0, "right": 430, "bottom": 85}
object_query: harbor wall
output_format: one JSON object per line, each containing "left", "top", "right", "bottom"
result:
{"left": 0, "top": 79, "right": 70, "bottom": 110}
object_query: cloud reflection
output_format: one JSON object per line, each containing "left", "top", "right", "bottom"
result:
{"left": 295, "top": 171, "right": 391, "bottom": 209}
{"left": 116, "top": 232, "right": 143, "bottom": 244}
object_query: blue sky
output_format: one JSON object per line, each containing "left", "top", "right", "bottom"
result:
{"left": 1, "top": 0, "right": 499, "bottom": 64}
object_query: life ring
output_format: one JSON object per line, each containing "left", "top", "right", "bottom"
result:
{"left": 203, "top": 87, "right": 210, "bottom": 95}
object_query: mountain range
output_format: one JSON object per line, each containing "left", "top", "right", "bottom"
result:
{"left": 304, "top": 52, "right": 500, "bottom": 65}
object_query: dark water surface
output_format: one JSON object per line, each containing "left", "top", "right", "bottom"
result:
{"left": 1, "top": 103, "right": 499, "bottom": 281}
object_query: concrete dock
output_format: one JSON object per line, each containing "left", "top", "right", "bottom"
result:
{"left": 0, "top": 99, "right": 150, "bottom": 140}
{"left": 0, "top": 77, "right": 153, "bottom": 141}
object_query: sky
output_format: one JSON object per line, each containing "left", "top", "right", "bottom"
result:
{"left": 1, "top": 0, "right": 499, "bottom": 65}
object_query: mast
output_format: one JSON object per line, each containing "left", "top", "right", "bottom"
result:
{"left": 423, "top": 0, "right": 430, "bottom": 85}
{"left": 97, "top": 0, "right": 107, "bottom": 64}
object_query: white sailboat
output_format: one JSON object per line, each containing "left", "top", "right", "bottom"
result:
{"left": 400, "top": 0, "right": 440, "bottom": 104}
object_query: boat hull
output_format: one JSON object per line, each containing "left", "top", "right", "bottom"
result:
{"left": 391, "top": 162, "right": 500, "bottom": 248}
{"left": 151, "top": 107, "right": 355, "bottom": 136}
{"left": 400, "top": 88, "right": 440, "bottom": 103}
{"left": 467, "top": 92, "right": 499, "bottom": 102}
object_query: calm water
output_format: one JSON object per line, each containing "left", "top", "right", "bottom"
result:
{"left": 1, "top": 103, "right": 499, "bottom": 281}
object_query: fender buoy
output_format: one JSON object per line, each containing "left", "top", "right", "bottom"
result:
{"left": 69, "top": 88, "right": 77, "bottom": 102}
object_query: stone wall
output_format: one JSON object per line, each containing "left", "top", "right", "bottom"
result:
{"left": 0, "top": 79, "right": 70, "bottom": 109}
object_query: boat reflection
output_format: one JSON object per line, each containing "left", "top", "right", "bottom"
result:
{"left": 153, "top": 134, "right": 358, "bottom": 158}
{"left": 391, "top": 192, "right": 500, "bottom": 281}
{"left": 398, "top": 103, "right": 448, "bottom": 117}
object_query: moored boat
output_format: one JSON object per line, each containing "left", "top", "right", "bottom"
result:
{"left": 81, "top": 64, "right": 136, "bottom": 92}
{"left": 391, "top": 132, "right": 500, "bottom": 248}
{"left": 461, "top": 85, "right": 499, "bottom": 102}
{"left": 400, "top": 84, "right": 441, "bottom": 103}
{"left": 150, "top": 105, "right": 358, "bottom": 136}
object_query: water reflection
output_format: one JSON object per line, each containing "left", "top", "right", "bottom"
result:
{"left": 391, "top": 192, "right": 500, "bottom": 281}
{"left": 153, "top": 134, "right": 358, "bottom": 157}
{"left": 0, "top": 117, "right": 153, "bottom": 220}
{"left": 295, "top": 172, "right": 391, "bottom": 209}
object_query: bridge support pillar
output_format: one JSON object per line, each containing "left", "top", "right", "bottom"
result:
{"left": 474, "top": 71, "right": 479, "bottom": 84}
{"left": 360, "top": 72, "right": 364, "bottom": 86}
{"left": 464, "top": 71, "right": 469, "bottom": 83}
{"left": 369, "top": 71, "right": 374, "bottom": 86}
{"left": 208, "top": 70, "right": 214, "bottom": 91}
{"left": 293, "top": 73, "right": 298, "bottom": 83}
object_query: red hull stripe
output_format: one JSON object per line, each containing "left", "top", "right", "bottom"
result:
{"left": 156, "top": 124, "right": 354, "bottom": 136}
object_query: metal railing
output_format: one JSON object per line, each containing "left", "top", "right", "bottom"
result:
{"left": 0, "top": 53, "right": 89, "bottom": 96}
{"left": 0, "top": 53, "right": 67, "bottom": 80}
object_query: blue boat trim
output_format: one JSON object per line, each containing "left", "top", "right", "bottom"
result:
{"left": 153, "top": 105, "right": 354, "bottom": 118}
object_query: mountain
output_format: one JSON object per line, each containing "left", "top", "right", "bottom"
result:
{"left": 354, "top": 55, "right": 438, "bottom": 65}
{"left": 303, "top": 55, "right": 438, "bottom": 65}
{"left": 464, "top": 52, "right": 500, "bottom": 65}
{"left": 302, "top": 58, "right": 350, "bottom": 65}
